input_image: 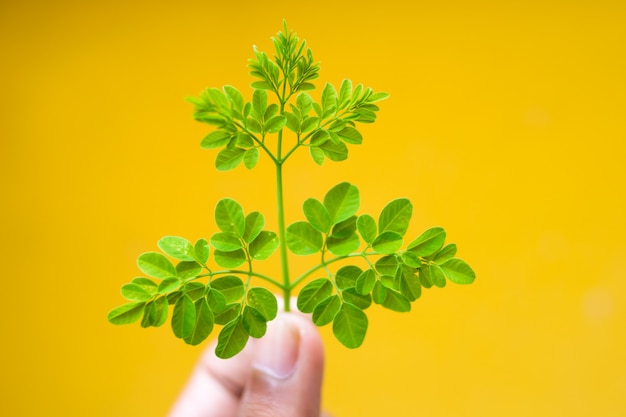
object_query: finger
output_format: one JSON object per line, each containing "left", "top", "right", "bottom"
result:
{"left": 168, "top": 336, "right": 255, "bottom": 417}
{"left": 237, "top": 312, "right": 325, "bottom": 417}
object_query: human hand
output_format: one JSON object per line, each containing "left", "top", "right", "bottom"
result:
{"left": 168, "top": 310, "right": 327, "bottom": 417}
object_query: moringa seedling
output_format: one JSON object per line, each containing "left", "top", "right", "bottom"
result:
{"left": 107, "top": 22, "right": 476, "bottom": 359}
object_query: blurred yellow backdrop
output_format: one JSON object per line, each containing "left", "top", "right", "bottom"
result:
{"left": 1, "top": 0, "right": 625, "bottom": 416}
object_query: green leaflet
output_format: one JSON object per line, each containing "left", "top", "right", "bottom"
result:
{"left": 176, "top": 261, "right": 202, "bottom": 279}
{"left": 246, "top": 287, "right": 278, "bottom": 321}
{"left": 243, "top": 212, "right": 265, "bottom": 243}
{"left": 333, "top": 303, "right": 368, "bottom": 349}
{"left": 303, "top": 198, "right": 332, "bottom": 234}
{"left": 215, "top": 147, "right": 246, "bottom": 171}
{"left": 248, "top": 231, "right": 279, "bottom": 260}
{"left": 372, "top": 231, "right": 403, "bottom": 254}
{"left": 355, "top": 268, "right": 377, "bottom": 295}
{"left": 206, "top": 288, "right": 227, "bottom": 313}
{"left": 335, "top": 265, "right": 362, "bottom": 290}
{"left": 326, "top": 233, "right": 360, "bottom": 256}
{"left": 297, "top": 278, "right": 334, "bottom": 313}
{"left": 107, "top": 302, "right": 145, "bottom": 325}
{"left": 375, "top": 255, "right": 399, "bottom": 276}
{"left": 158, "top": 236, "right": 196, "bottom": 261}
{"left": 407, "top": 227, "right": 446, "bottom": 257}
{"left": 158, "top": 277, "right": 181, "bottom": 294}
{"left": 357, "top": 214, "right": 377, "bottom": 244}
{"left": 172, "top": 294, "right": 196, "bottom": 339}
{"left": 194, "top": 239, "right": 210, "bottom": 264}
{"left": 213, "top": 249, "right": 246, "bottom": 268}
{"left": 215, "top": 199, "right": 246, "bottom": 237}
{"left": 433, "top": 243, "right": 457, "bottom": 264}
{"left": 215, "top": 317, "right": 249, "bottom": 359}
{"left": 323, "top": 182, "right": 360, "bottom": 224}
{"left": 211, "top": 276, "right": 244, "bottom": 303}
{"left": 378, "top": 198, "right": 412, "bottom": 236}
{"left": 312, "top": 295, "right": 341, "bottom": 326}
{"left": 342, "top": 288, "right": 372, "bottom": 310}
{"left": 183, "top": 299, "right": 214, "bottom": 345}
{"left": 137, "top": 252, "right": 177, "bottom": 279}
{"left": 242, "top": 306, "right": 267, "bottom": 338}
{"left": 121, "top": 283, "right": 151, "bottom": 301}
{"left": 286, "top": 221, "right": 323, "bottom": 255}
{"left": 210, "top": 232, "right": 243, "bottom": 252}
{"left": 440, "top": 258, "right": 476, "bottom": 284}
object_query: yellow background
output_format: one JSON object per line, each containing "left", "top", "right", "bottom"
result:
{"left": 1, "top": 0, "right": 625, "bottom": 415}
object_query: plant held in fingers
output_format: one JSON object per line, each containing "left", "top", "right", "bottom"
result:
{"left": 107, "top": 22, "right": 476, "bottom": 359}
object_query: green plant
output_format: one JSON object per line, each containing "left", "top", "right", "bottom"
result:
{"left": 107, "top": 22, "right": 475, "bottom": 359}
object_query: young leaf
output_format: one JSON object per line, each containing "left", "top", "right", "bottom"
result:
{"left": 375, "top": 255, "right": 399, "bottom": 276}
{"left": 243, "top": 211, "right": 265, "bottom": 243}
{"left": 215, "top": 147, "right": 246, "bottom": 171}
{"left": 248, "top": 231, "right": 279, "bottom": 260}
{"left": 183, "top": 299, "right": 215, "bottom": 345}
{"left": 407, "top": 227, "right": 446, "bottom": 257}
{"left": 286, "top": 221, "right": 323, "bottom": 255}
{"left": 440, "top": 258, "right": 476, "bottom": 284}
{"left": 333, "top": 303, "right": 368, "bottom": 349}
{"left": 107, "top": 302, "right": 145, "bottom": 325}
{"left": 326, "top": 233, "right": 360, "bottom": 256}
{"left": 433, "top": 243, "right": 457, "bottom": 264}
{"left": 303, "top": 198, "right": 332, "bottom": 234}
{"left": 355, "top": 268, "right": 377, "bottom": 295}
{"left": 342, "top": 288, "right": 372, "bottom": 310}
{"left": 381, "top": 288, "right": 411, "bottom": 312}
{"left": 243, "top": 148, "right": 259, "bottom": 169}
{"left": 121, "top": 283, "right": 152, "bottom": 301}
{"left": 201, "top": 130, "right": 231, "bottom": 149}
{"left": 158, "top": 277, "right": 181, "bottom": 294}
{"left": 356, "top": 214, "right": 377, "bottom": 244}
{"left": 210, "top": 232, "right": 243, "bottom": 252}
{"left": 397, "top": 266, "right": 422, "bottom": 301}
{"left": 158, "top": 236, "right": 196, "bottom": 261}
{"left": 171, "top": 294, "right": 196, "bottom": 339}
{"left": 323, "top": 182, "right": 360, "bottom": 224}
{"left": 215, "top": 199, "right": 246, "bottom": 237}
{"left": 215, "top": 317, "right": 249, "bottom": 359}
{"left": 141, "top": 301, "right": 157, "bottom": 328}
{"left": 176, "top": 261, "right": 202, "bottom": 279}
{"left": 401, "top": 251, "right": 422, "bottom": 268}
{"left": 153, "top": 296, "right": 169, "bottom": 327}
{"left": 378, "top": 198, "right": 412, "bottom": 236}
{"left": 429, "top": 264, "right": 447, "bottom": 288}
{"left": 206, "top": 288, "right": 227, "bottom": 313}
{"left": 312, "top": 295, "right": 341, "bottom": 326}
{"left": 194, "top": 239, "right": 210, "bottom": 264}
{"left": 372, "top": 231, "right": 403, "bottom": 254}
{"left": 318, "top": 140, "right": 348, "bottom": 162}
{"left": 137, "top": 252, "right": 177, "bottom": 279}
{"left": 309, "top": 146, "right": 325, "bottom": 165}
{"left": 242, "top": 306, "right": 267, "bottom": 338}
{"left": 264, "top": 115, "right": 287, "bottom": 133}
{"left": 214, "top": 249, "right": 247, "bottom": 268}
{"left": 297, "top": 278, "right": 334, "bottom": 313}
{"left": 335, "top": 265, "right": 362, "bottom": 290}
{"left": 336, "top": 127, "right": 362, "bottom": 144}
{"left": 246, "top": 287, "right": 278, "bottom": 321}
{"left": 214, "top": 303, "right": 241, "bottom": 325}
{"left": 330, "top": 216, "right": 357, "bottom": 239}
{"left": 131, "top": 277, "right": 158, "bottom": 295}
{"left": 211, "top": 276, "right": 245, "bottom": 303}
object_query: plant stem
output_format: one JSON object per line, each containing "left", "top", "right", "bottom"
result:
{"left": 275, "top": 149, "right": 291, "bottom": 312}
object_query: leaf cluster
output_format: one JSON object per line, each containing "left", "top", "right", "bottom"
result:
{"left": 108, "top": 22, "right": 476, "bottom": 359}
